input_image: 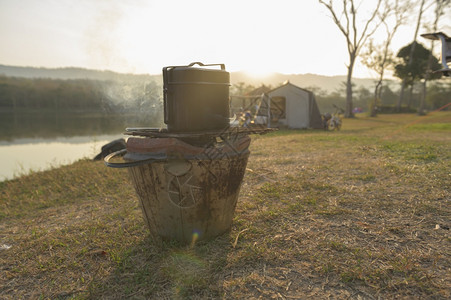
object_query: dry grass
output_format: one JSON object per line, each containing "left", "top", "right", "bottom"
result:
{"left": 0, "top": 112, "right": 450, "bottom": 299}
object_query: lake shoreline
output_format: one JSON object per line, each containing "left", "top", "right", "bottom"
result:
{"left": 0, "top": 111, "right": 163, "bottom": 181}
{"left": 0, "top": 133, "right": 124, "bottom": 182}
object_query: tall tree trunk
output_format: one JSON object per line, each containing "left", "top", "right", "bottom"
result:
{"left": 372, "top": 79, "right": 382, "bottom": 117}
{"left": 345, "top": 54, "right": 356, "bottom": 118}
{"left": 419, "top": 80, "right": 427, "bottom": 115}
{"left": 378, "top": 82, "right": 383, "bottom": 100}
{"left": 407, "top": 84, "right": 414, "bottom": 108}
{"left": 397, "top": 80, "right": 406, "bottom": 111}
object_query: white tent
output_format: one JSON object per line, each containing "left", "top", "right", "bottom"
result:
{"left": 256, "top": 81, "right": 323, "bottom": 129}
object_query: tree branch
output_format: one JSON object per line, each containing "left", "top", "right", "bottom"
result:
{"left": 319, "top": 0, "right": 353, "bottom": 53}
{"left": 356, "top": 0, "right": 383, "bottom": 50}
{"left": 351, "top": 0, "right": 357, "bottom": 49}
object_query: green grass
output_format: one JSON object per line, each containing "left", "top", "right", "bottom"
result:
{"left": 382, "top": 142, "right": 440, "bottom": 162}
{"left": 408, "top": 122, "right": 451, "bottom": 131}
{"left": 1, "top": 112, "right": 450, "bottom": 299}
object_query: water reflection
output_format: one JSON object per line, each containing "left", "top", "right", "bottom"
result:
{"left": 0, "top": 135, "right": 123, "bottom": 181}
{"left": 0, "top": 112, "right": 164, "bottom": 181}
{"left": 0, "top": 112, "right": 163, "bottom": 141}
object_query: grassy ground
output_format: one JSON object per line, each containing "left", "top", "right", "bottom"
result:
{"left": 1, "top": 112, "right": 450, "bottom": 299}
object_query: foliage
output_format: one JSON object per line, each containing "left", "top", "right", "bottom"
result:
{"left": 377, "top": 105, "right": 417, "bottom": 114}
{"left": 0, "top": 76, "right": 161, "bottom": 113}
{"left": 230, "top": 82, "right": 258, "bottom": 96}
{"left": 308, "top": 89, "right": 346, "bottom": 114}
{"left": 394, "top": 42, "right": 442, "bottom": 84}
{"left": 426, "top": 81, "right": 451, "bottom": 110}
{"left": 1, "top": 74, "right": 448, "bottom": 118}
{"left": 361, "top": 39, "right": 396, "bottom": 82}
{"left": 379, "top": 85, "right": 400, "bottom": 106}
{"left": 315, "top": 83, "right": 372, "bottom": 114}
{"left": 233, "top": 80, "right": 449, "bottom": 115}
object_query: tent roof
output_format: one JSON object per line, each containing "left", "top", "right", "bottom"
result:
{"left": 265, "top": 81, "right": 313, "bottom": 96}
{"left": 245, "top": 84, "right": 272, "bottom": 96}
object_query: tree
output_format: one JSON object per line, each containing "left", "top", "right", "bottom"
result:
{"left": 354, "top": 85, "right": 372, "bottom": 112}
{"left": 319, "top": 0, "right": 385, "bottom": 118}
{"left": 361, "top": 0, "right": 409, "bottom": 116}
{"left": 362, "top": 40, "right": 396, "bottom": 115}
{"left": 394, "top": 42, "right": 442, "bottom": 109}
{"left": 380, "top": 85, "right": 400, "bottom": 106}
{"left": 396, "top": 0, "right": 426, "bottom": 112}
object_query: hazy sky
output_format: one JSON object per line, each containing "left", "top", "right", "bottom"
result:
{"left": 0, "top": 0, "right": 449, "bottom": 78}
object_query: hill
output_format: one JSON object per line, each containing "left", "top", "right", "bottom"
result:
{"left": 0, "top": 64, "right": 379, "bottom": 93}
{"left": 231, "top": 72, "right": 377, "bottom": 93}
{"left": 0, "top": 64, "right": 160, "bottom": 83}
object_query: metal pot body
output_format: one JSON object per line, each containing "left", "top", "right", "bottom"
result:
{"left": 163, "top": 62, "right": 230, "bottom": 132}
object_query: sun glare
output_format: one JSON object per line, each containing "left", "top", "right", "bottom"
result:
{"left": 243, "top": 67, "right": 274, "bottom": 79}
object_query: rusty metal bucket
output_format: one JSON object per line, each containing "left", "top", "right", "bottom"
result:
{"left": 105, "top": 135, "right": 250, "bottom": 244}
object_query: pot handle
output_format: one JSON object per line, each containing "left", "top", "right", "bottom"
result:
{"left": 104, "top": 149, "right": 166, "bottom": 168}
{"left": 162, "top": 66, "right": 170, "bottom": 124}
{"left": 187, "top": 62, "right": 225, "bottom": 70}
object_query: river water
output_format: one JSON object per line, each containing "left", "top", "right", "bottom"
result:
{"left": 0, "top": 112, "right": 163, "bottom": 181}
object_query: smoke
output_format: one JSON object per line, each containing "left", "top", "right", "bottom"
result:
{"left": 81, "top": 1, "right": 164, "bottom": 125}
{"left": 83, "top": 2, "right": 133, "bottom": 73}
{"left": 98, "top": 79, "right": 164, "bottom": 126}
